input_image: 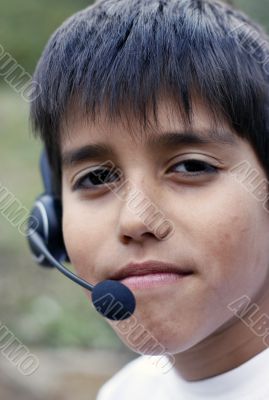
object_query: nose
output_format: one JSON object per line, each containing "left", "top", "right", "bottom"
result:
{"left": 116, "top": 177, "right": 173, "bottom": 244}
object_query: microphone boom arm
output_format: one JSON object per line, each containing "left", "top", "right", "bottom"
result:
{"left": 28, "top": 229, "right": 94, "bottom": 291}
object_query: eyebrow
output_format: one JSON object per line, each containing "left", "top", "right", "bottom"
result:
{"left": 61, "top": 129, "right": 237, "bottom": 169}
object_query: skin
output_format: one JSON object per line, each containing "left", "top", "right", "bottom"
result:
{"left": 61, "top": 97, "right": 269, "bottom": 381}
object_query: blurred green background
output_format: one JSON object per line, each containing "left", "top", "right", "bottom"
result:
{"left": 0, "top": 0, "right": 269, "bottom": 350}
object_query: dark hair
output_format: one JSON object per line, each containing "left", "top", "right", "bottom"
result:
{"left": 30, "top": 0, "right": 269, "bottom": 198}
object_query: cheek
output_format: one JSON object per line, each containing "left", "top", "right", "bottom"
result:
{"left": 188, "top": 182, "right": 269, "bottom": 305}
{"left": 62, "top": 201, "right": 106, "bottom": 284}
{"left": 179, "top": 190, "right": 269, "bottom": 352}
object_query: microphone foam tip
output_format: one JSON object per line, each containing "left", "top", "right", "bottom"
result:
{"left": 92, "top": 280, "right": 136, "bottom": 320}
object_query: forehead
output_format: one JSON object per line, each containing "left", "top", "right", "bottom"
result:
{"left": 59, "top": 96, "right": 240, "bottom": 172}
{"left": 60, "top": 95, "right": 236, "bottom": 151}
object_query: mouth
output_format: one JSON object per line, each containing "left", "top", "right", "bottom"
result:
{"left": 109, "top": 260, "right": 194, "bottom": 290}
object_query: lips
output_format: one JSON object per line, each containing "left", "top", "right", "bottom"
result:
{"left": 109, "top": 260, "right": 194, "bottom": 281}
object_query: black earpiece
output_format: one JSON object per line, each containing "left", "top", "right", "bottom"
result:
{"left": 27, "top": 150, "right": 70, "bottom": 267}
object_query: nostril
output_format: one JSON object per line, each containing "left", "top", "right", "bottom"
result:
{"left": 121, "top": 235, "right": 131, "bottom": 244}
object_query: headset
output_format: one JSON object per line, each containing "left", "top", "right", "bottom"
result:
{"left": 26, "top": 149, "right": 136, "bottom": 321}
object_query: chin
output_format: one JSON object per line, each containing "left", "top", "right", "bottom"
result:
{"left": 115, "top": 327, "right": 196, "bottom": 357}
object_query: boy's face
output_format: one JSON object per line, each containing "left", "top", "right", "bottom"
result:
{"left": 61, "top": 97, "right": 269, "bottom": 356}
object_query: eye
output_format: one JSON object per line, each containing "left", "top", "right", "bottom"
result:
{"left": 73, "top": 168, "right": 120, "bottom": 191}
{"left": 73, "top": 160, "right": 219, "bottom": 191}
{"left": 168, "top": 159, "right": 219, "bottom": 176}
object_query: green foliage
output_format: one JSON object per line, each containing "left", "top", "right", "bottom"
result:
{"left": 236, "top": 0, "right": 269, "bottom": 32}
{"left": 0, "top": 0, "right": 94, "bottom": 73}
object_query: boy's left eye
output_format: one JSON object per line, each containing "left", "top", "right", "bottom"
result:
{"left": 72, "top": 159, "right": 219, "bottom": 191}
{"left": 167, "top": 159, "right": 219, "bottom": 176}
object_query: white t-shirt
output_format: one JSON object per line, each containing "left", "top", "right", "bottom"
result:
{"left": 96, "top": 347, "right": 269, "bottom": 399}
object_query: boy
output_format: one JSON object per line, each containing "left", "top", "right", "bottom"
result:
{"left": 30, "top": 0, "right": 269, "bottom": 398}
